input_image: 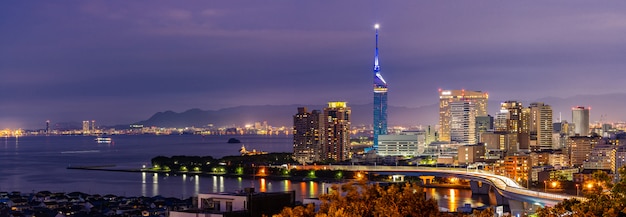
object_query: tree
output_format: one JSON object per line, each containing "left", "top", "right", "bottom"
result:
{"left": 274, "top": 181, "right": 492, "bottom": 217}
{"left": 537, "top": 167, "right": 626, "bottom": 217}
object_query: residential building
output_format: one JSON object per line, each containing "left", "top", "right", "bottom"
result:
{"left": 583, "top": 144, "right": 616, "bottom": 173}
{"left": 170, "top": 190, "right": 295, "bottom": 217}
{"left": 321, "top": 102, "right": 351, "bottom": 162}
{"left": 292, "top": 107, "right": 322, "bottom": 164}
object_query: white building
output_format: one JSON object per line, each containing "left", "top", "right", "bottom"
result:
{"left": 449, "top": 101, "right": 476, "bottom": 144}
{"left": 377, "top": 132, "right": 425, "bottom": 156}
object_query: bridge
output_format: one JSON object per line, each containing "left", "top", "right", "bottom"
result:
{"left": 296, "top": 165, "right": 585, "bottom": 215}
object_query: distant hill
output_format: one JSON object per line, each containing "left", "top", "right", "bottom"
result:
{"left": 489, "top": 93, "right": 626, "bottom": 123}
{"left": 133, "top": 104, "right": 438, "bottom": 128}
{"left": 132, "top": 93, "right": 626, "bottom": 128}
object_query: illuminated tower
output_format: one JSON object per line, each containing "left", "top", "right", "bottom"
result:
{"left": 322, "top": 102, "right": 351, "bottom": 162}
{"left": 372, "top": 24, "right": 388, "bottom": 150}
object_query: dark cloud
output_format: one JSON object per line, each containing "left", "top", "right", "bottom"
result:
{"left": 2, "top": 1, "right": 626, "bottom": 129}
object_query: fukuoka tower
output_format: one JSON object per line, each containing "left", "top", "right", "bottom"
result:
{"left": 372, "top": 24, "right": 387, "bottom": 150}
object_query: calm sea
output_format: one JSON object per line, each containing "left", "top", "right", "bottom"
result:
{"left": 0, "top": 135, "right": 494, "bottom": 211}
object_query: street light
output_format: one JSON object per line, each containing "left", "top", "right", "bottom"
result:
{"left": 576, "top": 184, "right": 580, "bottom": 196}
{"left": 544, "top": 180, "right": 547, "bottom": 192}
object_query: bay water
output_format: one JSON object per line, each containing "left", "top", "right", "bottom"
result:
{"left": 0, "top": 135, "right": 494, "bottom": 211}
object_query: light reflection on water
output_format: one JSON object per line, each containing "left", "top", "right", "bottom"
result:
{"left": 0, "top": 135, "right": 495, "bottom": 211}
{"left": 134, "top": 173, "right": 494, "bottom": 211}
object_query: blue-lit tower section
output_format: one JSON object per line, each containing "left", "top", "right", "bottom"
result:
{"left": 372, "top": 24, "right": 387, "bottom": 150}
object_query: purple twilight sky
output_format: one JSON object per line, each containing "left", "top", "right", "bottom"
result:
{"left": 2, "top": 1, "right": 626, "bottom": 129}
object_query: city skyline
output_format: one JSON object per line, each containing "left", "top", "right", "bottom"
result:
{"left": 3, "top": 1, "right": 626, "bottom": 129}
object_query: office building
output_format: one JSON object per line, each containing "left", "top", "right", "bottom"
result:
{"left": 449, "top": 101, "right": 476, "bottom": 144}
{"left": 567, "top": 135, "right": 600, "bottom": 166}
{"left": 377, "top": 133, "right": 424, "bottom": 157}
{"left": 572, "top": 106, "right": 590, "bottom": 136}
{"left": 293, "top": 107, "right": 323, "bottom": 164}
{"left": 458, "top": 144, "right": 486, "bottom": 165}
{"left": 529, "top": 102, "right": 553, "bottom": 151}
{"left": 438, "top": 89, "right": 488, "bottom": 142}
{"left": 475, "top": 115, "right": 493, "bottom": 142}
{"left": 372, "top": 24, "right": 388, "bottom": 150}
{"left": 481, "top": 132, "right": 518, "bottom": 154}
{"left": 321, "top": 102, "right": 351, "bottom": 162}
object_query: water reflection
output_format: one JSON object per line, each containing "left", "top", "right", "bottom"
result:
{"left": 260, "top": 178, "right": 267, "bottom": 192}
{"left": 152, "top": 173, "right": 159, "bottom": 196}
{"left": 129, "top": 173, "right": 493, "bottom": 212}
{"left": 308, "top": 181, "right": 318, "bottom": 197}
{"left": 425, "top": 187, "right": 494, "bottom": 212}
{"left": 194, "top": 175, "right": 199, "bottom": 194}
{"left": 283, "top": 180, "right": 290, "bottom": 192}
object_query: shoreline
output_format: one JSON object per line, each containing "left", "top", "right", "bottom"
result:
{"left": 66, "top": 165, "right": 472, "bottom": 189}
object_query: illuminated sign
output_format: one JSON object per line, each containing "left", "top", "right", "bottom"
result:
{"left": 328, "top": 101, "right": 347, "bottom": 108}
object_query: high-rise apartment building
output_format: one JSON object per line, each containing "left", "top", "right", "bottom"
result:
{"left": 500, "top": 101, "right": 525, "bottom": 133}
{"left": 438, "top": 90, "right": 488, "bottom": 142}
{"left": 572, "top": 106, "right": 590, "bottom": 136}
{"left": 372, "top": 24, "right": 388, "bottom": 149}
{"left": 322, "top": 102, "right": 351, "bottom": 162}
{"left": 449, "top": 101, "right": 476, "bottom": 144}
{"left": 45, "top": 120, "right": 50, "bottom": 135}
{"left": 529, "top": 102, "right": 553, "bottom": 151}
{"left": 292, "top": 107, "right": 323, "bottom": 164}
{"left": 498, "top": 101, "right": 530, "bottom": 152}
{"left": 82, "top": 120, "right": 90, "bottom": 134}
{"left": 91, "top": 120, "right": 96, "bottom": 133}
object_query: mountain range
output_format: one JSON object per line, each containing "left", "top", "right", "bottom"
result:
{"left": 133, "top": 93, "right": 626, "bottom": 128}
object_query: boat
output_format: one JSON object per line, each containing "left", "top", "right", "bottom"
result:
{"left": 95, "top": 137, "right": 112, "bottom": 144}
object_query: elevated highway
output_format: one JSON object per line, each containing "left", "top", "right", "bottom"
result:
{"left": 297, "top": 165, "right": 585, "bottom": 212}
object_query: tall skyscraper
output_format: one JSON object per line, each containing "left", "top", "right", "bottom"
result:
{"left": 500, "top": 101, "right": 524, "bottom": 133}
{"left": 438, "top": 90, "right": 488, "bottom": 142}
{"left": 372, "top": 24, "right": 388, "bottom": 150}
{"left": 45, "top": 120, "right": 50, "bottom": 135}
{"left": 322, "top": 102, "right": 351, "bottom": 162}
{"left": 293, "top": 107, "right": 322, "bottom": 164}
{"left": 82, "top": 120, "right": 90, "bottom": 134}
{"left": 449, "top": 101, "right": 476, "bottom": 144}
{"left": 572, "top": 106, "right": 590, "bottom": 136}
{"left": 529, "top": 102, "right": 553, "bottom": 150}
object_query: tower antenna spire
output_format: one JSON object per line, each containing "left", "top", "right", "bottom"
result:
{"left": 374, "top": 24, "right": 380, "bottom": 72}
